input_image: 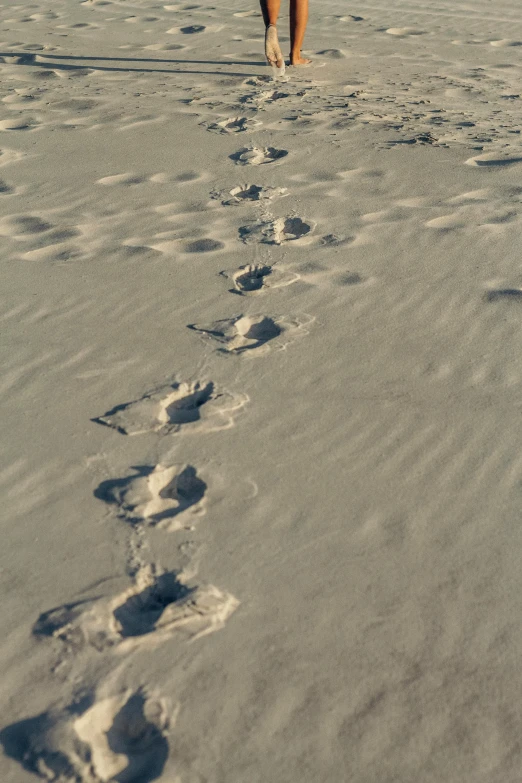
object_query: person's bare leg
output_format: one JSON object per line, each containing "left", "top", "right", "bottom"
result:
{"left": 260, "top": 0, "right": 281, "bottom": 28}
{"left": 260, "top": 0, "right": 284, "bottom": 70}
{"left": 289, "top": 0, "right": 311, "bottom": 65}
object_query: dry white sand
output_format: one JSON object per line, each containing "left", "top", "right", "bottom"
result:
{"left": 1, "top": 0, "right": 522, "bottom": 780}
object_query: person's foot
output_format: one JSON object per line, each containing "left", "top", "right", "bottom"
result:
{"left": 289, "top": 51, "right": 312, "bottom": 66}
{"left": 265, "top": 25, "right": 285, "bottom": 74}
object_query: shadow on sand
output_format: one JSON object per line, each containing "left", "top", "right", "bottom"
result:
{"left": 0, "top": 51, "right": 266, "bottom": 77}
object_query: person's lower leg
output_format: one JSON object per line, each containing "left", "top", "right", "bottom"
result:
{"left": 262, "top": 0, "right": 284, "bottom": 70}
{"left": 260, "top": 0, "right": 281, "bottom": 28}
{"left": 289, "top": 0, "right": 310, "bottom": 64}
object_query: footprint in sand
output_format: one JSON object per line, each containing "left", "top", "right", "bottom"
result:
{"left": 270, "top": 217, "right": 314, "bottom": 244}
{"left": 386, "top": 132, "right": 439, "bottom": 146}
{"left": 216, "top": 184, "right": 288, "bottom": 205}
{"left": 239, "top": 216, "right": 314, "bottom": 245}
{"left": 230, "top": 146, "right": 288, "bottom": 166}
{"left": 320, "top": 233, "right": 356, "bottom": 247}
{"left": 0, "top": 686, "right": 171, "bottom": 783}
{"left": 75, "top": 689, "right": 170, "bottom": 780}
{"left": 188, "top": 313, "right": 313, "bottom": 355}
{"left": 94, "top": 380, "right": 247, "bottom": 435}
{"left": 33, "top": 563, "right": 239, "bottom": 655}
{"left": 241, "top": 89, "right": 296, "bottom": 107}
{"left": 226, "top": 264, "right": 272, "bottom": 294}
{"left": 205, "top": 116, "right": 262, "bottom": 134}
{"left": 221, "top": 264, "right": 300, "bottom": 295}
{"left": 96, "top": 463, "right": 207, "bottom": 531}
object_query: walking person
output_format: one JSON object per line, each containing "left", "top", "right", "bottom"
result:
{"left": 261, "top": 0, "right": 311, "bottom": 74}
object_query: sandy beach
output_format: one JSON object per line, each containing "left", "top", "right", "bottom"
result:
{"left": 1, "top": 0, "right": 522, "bottom": 780}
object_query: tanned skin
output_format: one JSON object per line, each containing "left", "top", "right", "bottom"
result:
{"left": 260, "top": 0, "right": 311, "bottom": 67}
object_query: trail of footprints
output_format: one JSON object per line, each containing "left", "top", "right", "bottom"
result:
{"left": 2, "top": 63, "right": 319, "bottom": 783}
{"left": 5, "top": 27, "right": 522, "bottom": 780}
{"left": 5, "top": 377, "right": 249, "bottom": 778}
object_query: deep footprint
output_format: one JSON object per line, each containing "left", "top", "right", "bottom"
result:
{"left": 218, "top": 184, "right": 287, "bottom": 205}
{"left": 230, "top": 264, "right": 272, "bottom": 294}
{"left": 230, "top": 146, "right": 288, "bottom": 165}
{"left": 205, "top": 117, "right": 262, "bottom": 134}
{"left": 95, "top": 381, "right": 213, "bottom": 434}
{"left": 113, "top": 571, "right": 193, "bottom": 638}
{"left": 109, "top": 566, "right": 239, "bottom": 646}
{"left": 222, "top": 264, "right": 300, "bottom": 294}
{"left": 188, "top": 314, "right": 281, "bottom": 353}
{"left": 239, "top": 216, "right": 314, "bottom": 245}
{"left": 33, "top": 564, "right": 240, "bottom": 651}
{"left": 95, "top": 463, "right": 207, "bottom": 529}
{"left": 0, "top": 689, "right": 170, "bottom": 783}
{"left": 94, "top": 380, "right": 246, "bottom": 435}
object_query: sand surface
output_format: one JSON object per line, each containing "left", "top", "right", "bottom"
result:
{"left": 1, "top": 0, "right": 522, "bottom": 780}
